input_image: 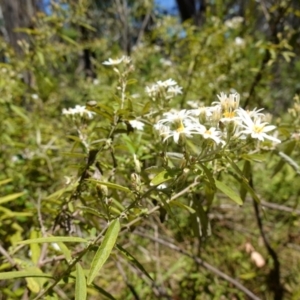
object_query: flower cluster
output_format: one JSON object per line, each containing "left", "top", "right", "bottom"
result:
{"left": 155, "top": 92, "right": 281, "bottom": 145}
{"left": 62, "top": 105, "right": 95, "bottom": 119}
{"left": 102, "top": 56, "right": 131, "bottom": 66}
{"left": 146, "top": 79, "right": 183, "bottom": 100}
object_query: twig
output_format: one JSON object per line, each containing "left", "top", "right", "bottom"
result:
{"left": 116, "top": 260, "right": 140, "bottom": 300}
{"left": 250, "top": 175, "right": 284, "bottom": 300}
{"left": 0, "top": 244, "right": 19, "bottom": 270}
{"left": 118, "top": 255, "right": 172, "bottom": 300}
{"left": 134, "top": 231, "right": 261, "bottom": 300}
{"left": 136, "top": 7, "right": 153, "bottom": 46}
{"left": 261, "top": 201, "right": 300, "bottom": 215}
{"left": 33, "top": 224, "right": 109, "bottom": 300}
{"left": 124, "top": 180, "right": 200, "bottom": 230}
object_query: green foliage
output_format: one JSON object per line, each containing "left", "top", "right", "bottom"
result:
{"left": 0, "top": 1, "right": 300, "bottom": 299}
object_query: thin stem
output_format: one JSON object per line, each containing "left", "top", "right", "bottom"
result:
{"left": 135, "top": 231, "right": 261, "bottom": 300}
{"left": 250, "top": 173, "right": 284, "bottom": 300}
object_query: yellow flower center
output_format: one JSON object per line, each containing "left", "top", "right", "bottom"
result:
{"left": 176, "top": 120, "right": 185, "bottom": 133}
{"left": 223, "top": 110, "right": 235, "bottom": 119}
{"left": 253, "top": 125, "right": 264, "bottom": 133}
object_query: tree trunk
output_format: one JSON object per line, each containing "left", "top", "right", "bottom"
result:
{"left": 0, "top": 0, "right": 40, "bottom": 53}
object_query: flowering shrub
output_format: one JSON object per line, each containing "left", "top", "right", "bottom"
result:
{"left": 26, "top": 56, "right": 283, "bottom": 298}
{"left": 0, "top": 3, "right": 300, "bottom": 298}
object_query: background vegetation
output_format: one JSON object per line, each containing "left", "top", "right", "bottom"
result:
{"left": 0, "top": 0, "right": 300, "bottom": 299}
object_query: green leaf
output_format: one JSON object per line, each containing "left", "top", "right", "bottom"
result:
{"left": 141, "top": 102, "right": 151, "bottom": 115}
{"left": 25, "top": 267, "right": 46, "bottom": 294}
{"left": 56, "top": 242, "right": 72, "bottom": 261}
{"left": 239, "top": 272, "right": 257, "bottom": 280}
{"left": 0, "top": 192, "right": 25, "bottom": 205}
{"left": 272, "top": 140, "right": 297, "bottom": 176}
{"left": 126, "top": 78, "right": 137, "bottom": 85}
{"left": 45, "top": 183, "right": 77, "bottom": 200}
{"left": 116, "top": 244, "right": 153, "bottom": 281}
{"left": 241, "top": 153, "right": 266, "bottom": 162}
{"left": 0, "top": 178, "right": 12, "bottom": 186}
{"left": 58, "top": 33, "right": 78, "bottom": 46}
{"left": 225, "top": 156, "right": 260, "bottom": 203}
{"left": 240, "top": 160, "right": 251, "bottom": 202}
{"left": 230, "top": 171, "right": 260, "bottom": 203}
{"left": 0, "top": 271, "right": 52, "bottom": 280}
{"left": 215, "top": 180, "right": 243, "bottom": 205}
{"left": 88, "top": 180, "right": 132, "bottom": 193}
{"left": 87, "top": 219, "right": 120, "bottom": 285}
{"left": 144, "top": 166, "right": 165, "bottom": 175}
{"left": 169, "top": 200, "right": 196, "bottom": 213}
{"left": 10, "top": 105, "right": 30, "bottom": 122}
{"left": 30, "top": 230, "right": 41, "bottom": 265}
{"left": 37, "top": 51, "right": 45, "bottom": 66}
{"left": 199, "top": 163, "right": 216, "bottom": 190}
{"left": 75, "top": 263, "right": 87, "bottom": 300}
{"left": 150, "top": 169, "right": 179, "bottom": 186}
{"left": 92, "top": 284, "right": 117, "bottom": 300}
{"left": 190, "top": 200, "right": 211, "bottom": 238}
{"left": 61, "top": 152, "right": 86, "bottom": 158}
{"left": 18, "top": 237, "right": 87, "bottom": 245}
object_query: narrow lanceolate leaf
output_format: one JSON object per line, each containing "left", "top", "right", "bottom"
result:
{"left": 87, "top": 219, "right": 120, "bottom": 285}
{"left": 215, "top": 180, "right": 243, "bottom": 205}
{"left": 0, "top": 178, "right": 12, "bottom": 186}
{"left": 75, "top": 263, "right": 87, "bottom": 300}
{"left": 92, "top": 284, "right": 117, "bottom": 300}
{"left": 0, "top": 192, "right": 25, "bottom": 205}
{"left": 18, "top": 237, "right": 87, "bottom": 245}
{"left": 225, "top": 156, "right": 260, "bottom": 203}
{"left": 240, "top": 160, "right": 251, "bottom": 202}
{"left": 150, "top": 169, "right": 179, "bottom": 186}
{"left": 0, "top": 271, "right": 52, "bottom": 280}
{"left": 116, "top": 244, "right": 153, "bottom": 281}
{"left": 87, "top": 180, "right": 131, "bottom": 193}
{"left": 272, "top": 140, "right": 296, "bottom": 177}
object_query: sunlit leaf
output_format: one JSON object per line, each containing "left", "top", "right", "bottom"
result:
{"left": 215, "top": 180, "right": 243, "bottom": 205}
{"left": 88, "top": 180, "right": 132, "bottom": 193}
{"left": 150, "top": 169, "right": 179, "bottom": 186}
{"left": 272, "top": 140, "right": 297, "bottom": 176}
{"left": 18, "top": 237, "right": 87, "bottom": 245}
{"left": 0, "top": 271, "right": 52, "bottom": 280}
{"left": 169, "top": 200, "right": 196, "bottom": 213}
{"left": 87, "top": 219, "right": 120, "bottom": 285}
{"left": 30, "top": 230, "right": 41, "bottom": 265}
{"left": 240, "top": 160, "right": 251, "bottom": 201}
{"left": 75, "top": 263, "right": 87, "bottom": 300}
{"left": 0, "top": 178, "right": 12, "bottom": 186}
{"left": 0, "top": 192, "right": 25, "bottom": 205}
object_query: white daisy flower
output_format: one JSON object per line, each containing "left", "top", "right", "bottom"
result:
{"left": 237, "top": 108, "right": 281, "bottom": 143}
{"left": 162, "top": 121, "right": 205, "bottom": 144}
{"left": 102, "top": 56, "right": 131, "bottom": 66}
{"left": 167, "top": 85, "right": 183, "bottom": 96}
{"left": 214, "top": 92, "right": 240, "bottom": 111}
{"left": 129, "top": 120, "right": 144, "bottom": 130}
{"left": 195, "top": 126, "right": 225, "bottom": 145}
{"left": 145, "top": 85, "right": 158, "bottom": 97}
{"left": 62, "top": 105, "right": 95, "bottom": 119}
{"left": 155, "top": 109, "right": 205, "bottom": 143}
{"left": 157, "top": 109, "right": 195, "bottom": 125}
{"left": 158, "top": 78, "right": 177, "bottom": 87}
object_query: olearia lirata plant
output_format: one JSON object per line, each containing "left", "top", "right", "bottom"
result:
{"left": 57, "top": 56, "right": 283, "bottom": 292}
{"left": 62, "top": 55, "right": 281, "bottom": 215}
